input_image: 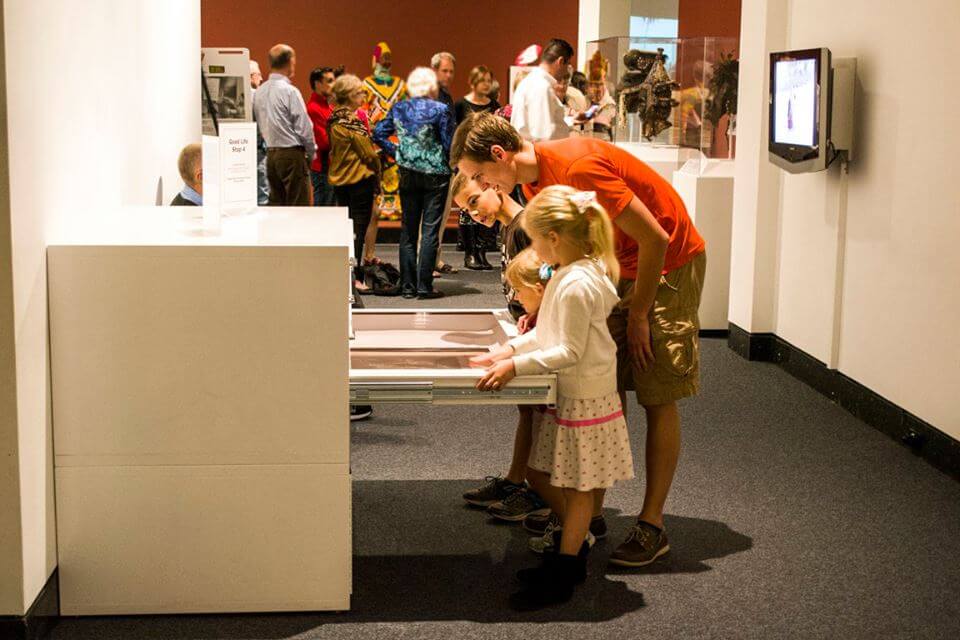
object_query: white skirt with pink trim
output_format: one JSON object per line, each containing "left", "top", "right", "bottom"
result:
{"left": 528, "top": 392, "right": 635, "bottom": 491}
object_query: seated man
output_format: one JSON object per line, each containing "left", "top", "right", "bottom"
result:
{"left": 170, "top": 143, "right": 202, "bottom": 206}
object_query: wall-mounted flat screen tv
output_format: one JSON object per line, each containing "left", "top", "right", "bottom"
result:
{"left": 769, "top": 48, "right": 831, "bottom": 173}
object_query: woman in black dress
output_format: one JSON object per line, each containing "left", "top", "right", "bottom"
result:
{"left": 454, "top": 65, "right": 501, "bottom": 123}
{"left": 454, "top": 65, "right": 502, "bottom": 269}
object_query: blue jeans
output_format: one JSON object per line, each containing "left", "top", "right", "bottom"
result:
{"left": 398, "top": 168, "right": 449, "bottom": 295}
{"left": 311, "top": 170, "right": 337, "bottom": 206}
{"left": 256, "top": 148, "right": 269, "bottom": 205}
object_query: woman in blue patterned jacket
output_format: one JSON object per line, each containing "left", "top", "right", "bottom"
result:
{"left": 373, "top": 66, "right": 454, "bottom": 299}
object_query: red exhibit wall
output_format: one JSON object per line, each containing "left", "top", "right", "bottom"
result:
{"left": 677, "top": 0, "right": 742, "bottom": 158}
{"left": 201, "top": 0, "right": 578, "bottom": 101}
{"left": 678, "top": 0, "right": 742, "bottom": 41}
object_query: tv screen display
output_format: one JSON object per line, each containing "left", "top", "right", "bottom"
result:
{"left": 773, "top": 58, "right": 817, "bottom": 146}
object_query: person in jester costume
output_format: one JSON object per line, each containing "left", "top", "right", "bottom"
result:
{"left": 363, "top": 41, "right": 408, "bottom": 225}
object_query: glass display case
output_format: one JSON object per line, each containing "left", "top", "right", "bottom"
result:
{"left": 583, "top": 36, "right": 739, "bottom": 167}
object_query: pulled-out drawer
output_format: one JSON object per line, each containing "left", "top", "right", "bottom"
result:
{"left": 349, "top": 310, "right": 556, "bottom": 406}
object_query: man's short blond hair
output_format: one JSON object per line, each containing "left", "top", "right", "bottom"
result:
{"left": 177, "top": 143, "right": 201, "bottom": 186}
{"left": 450, "top": 112, "right": 522, "bottom": 168}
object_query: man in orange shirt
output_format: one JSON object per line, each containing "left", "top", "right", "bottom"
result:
{"left": 451, "top": 113, "right": 706, "bottom": 568}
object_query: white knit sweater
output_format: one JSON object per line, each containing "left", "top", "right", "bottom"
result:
{"left": 508, "top": 258, "right": 620, "bottom": 399}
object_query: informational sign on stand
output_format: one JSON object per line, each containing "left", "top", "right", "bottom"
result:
{"left": 200, "top": 124, "right": 258, "bottom": 231}
{"left": 217, "top": 122, "right": 257, "bottom": 215}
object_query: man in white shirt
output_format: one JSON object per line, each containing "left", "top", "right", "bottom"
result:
{"left": 511, "top": 39, "right": 580, "bottom": 142}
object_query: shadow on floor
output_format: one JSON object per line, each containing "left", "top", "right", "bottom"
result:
{"left": 343, "top": 550, "right": 644, "bottom": 624}
{"left": 49, "top": 482, "right": 752, "bottom": 638}
{"left": 340, "top": 481, "right": 753, "bottom": 623}
{"left": 434, "top": 281, "right": 483, "bottom": 297}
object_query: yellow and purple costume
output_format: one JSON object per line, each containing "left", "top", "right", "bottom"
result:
{"left": 362, "top": 41, "right": 407, "bottom": 220}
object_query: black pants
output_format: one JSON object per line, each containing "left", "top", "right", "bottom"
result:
{"left": 398, "top": 168, "right": 449, "bottom": 295}
{"left": 335, "top": 175, "right": 377, "bottom": 282}
{"left": 266, "top": 147, "right": 310, "bottom": 206}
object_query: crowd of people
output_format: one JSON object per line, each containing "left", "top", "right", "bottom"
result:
{"left": 176, "top": 38, "right": 618, "bottom": 298}
{"left": 174, "top": 36, "right": 707, "bottom": 614}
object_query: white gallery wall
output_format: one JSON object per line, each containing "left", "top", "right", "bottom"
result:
{"left": 0, "top": 1, "right": 24, "bottom": 615}
{"left": 578, "top": 0, "right": 633, "bottom": 68}
{"left": 730, "top": 0, "right": 960, "bottom": 439}
{"left": 0, "top": 0, "right": 200, "bottom": 615}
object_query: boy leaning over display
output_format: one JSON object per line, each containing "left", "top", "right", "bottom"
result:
{"left": 451, "top": 112, "right": 707, "bottom": 568}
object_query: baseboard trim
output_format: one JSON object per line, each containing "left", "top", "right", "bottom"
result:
{"left": 0, "top": 569, "right": 59, "bottom": 640}
{"left": 699, "top": 329, "right": 729, "bottom": 339}
{"left": 728, "top": 323, "right": 960, "bottom": 482}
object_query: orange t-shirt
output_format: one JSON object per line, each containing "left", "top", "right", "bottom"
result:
{"left": 524, "top": 138, "right": 705, "bottom": 279}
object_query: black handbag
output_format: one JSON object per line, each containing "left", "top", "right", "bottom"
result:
{"left": 362, "top": 262, "right": 402, "bottom": 296}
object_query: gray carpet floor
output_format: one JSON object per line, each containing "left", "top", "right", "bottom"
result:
{"left": 50, "top": 245, "right": 960, "bottom": 639}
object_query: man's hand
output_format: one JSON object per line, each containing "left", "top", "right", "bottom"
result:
{"left": 627, "top": 310, "right": 655, "bottom": 372}
{"left": 476, "top": 359, "right": 516, "bottom": 391}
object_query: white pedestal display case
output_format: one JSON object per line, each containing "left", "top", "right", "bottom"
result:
{"left": 614, "top": 142, "right": 700, "bottom": 183}
{"left": 671, "top": 160, "right": 736, "bottom": 330}
{"left": 48, "top": 207, "right": 354, "bottom": 614}
{"left": 46, "top": 206, "right": 557, "bottom": 615}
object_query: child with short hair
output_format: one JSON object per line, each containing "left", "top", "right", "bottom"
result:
{"left": 454, "top": 174, "right": 551, "bottom": 522}
{"left": 451, "top": 172, "right": 528, "bottom": 321}
{"left": 474, "top": 185, "right": 634, "bottom": 610}
{"left": 462, "top": 248, "right": 553, "bottom": 521}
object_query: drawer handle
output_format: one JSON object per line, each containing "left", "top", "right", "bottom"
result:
{"left": 350, "top": 382, "right": 433, "bottom": 404}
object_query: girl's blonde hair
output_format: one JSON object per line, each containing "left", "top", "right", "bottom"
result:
{"left": 522, "top": 185, "right": 619, "bottom": 284}
{"left": 505, "top": 248, "right": 546, "bottom": 290}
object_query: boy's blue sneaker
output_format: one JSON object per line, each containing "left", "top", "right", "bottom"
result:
{"left": 487, "top": 488, "right": 550, "bottom": 522}
{"left": 463, "top": 476, "right": 524, "bottom": 508}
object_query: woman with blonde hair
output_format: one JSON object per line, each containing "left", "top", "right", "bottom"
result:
{"left": 472, "top": 186, "right": 632, "bottom": 610}
{"left": 327, "top": 73, "right": 381, "bottom": 293}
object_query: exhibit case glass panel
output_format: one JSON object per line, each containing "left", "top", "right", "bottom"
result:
{"left": 583, "top": 36, "right": 739, "bottom": 167}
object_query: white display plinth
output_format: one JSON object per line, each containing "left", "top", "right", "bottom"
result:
{"left": 48, "top": 206, "right": 354, "bottom": 614}
{"left": 672, "top": 160, "right": 736, "bottom": 331}
{"left": 615, "top": 142, "right": 704, "bottom": 183}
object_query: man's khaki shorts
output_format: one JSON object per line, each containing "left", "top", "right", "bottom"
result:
{"left": 607, "top": 251, "right": 706, "bottom": 407}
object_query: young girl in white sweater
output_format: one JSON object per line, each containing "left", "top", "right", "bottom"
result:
{"left": 474, "top": 185, "right": 634, "bottom": 610}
